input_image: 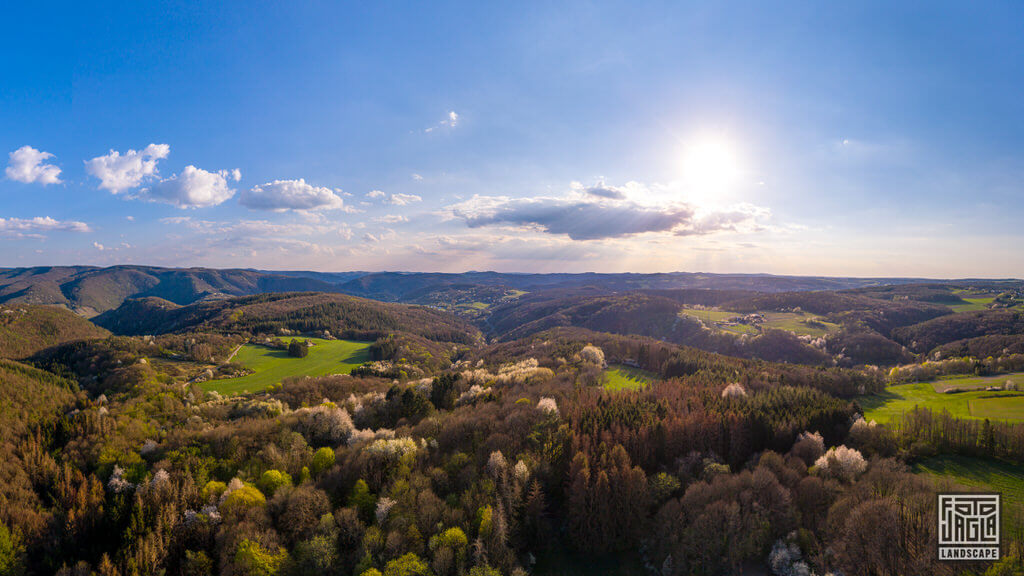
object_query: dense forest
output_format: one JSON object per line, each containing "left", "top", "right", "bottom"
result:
{"left": 0, "top": 282, "right": 1022, "bottom": 576}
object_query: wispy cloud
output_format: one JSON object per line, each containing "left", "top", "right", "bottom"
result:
{"left": 424, "top": 110, "right": 459, "bottom": 133}
{"left": 6, "top": 146, "right": 62, "bottom": 185}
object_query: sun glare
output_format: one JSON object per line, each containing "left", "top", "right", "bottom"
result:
{"left": 681, "top": 135, "right": 743, "bottom": 204}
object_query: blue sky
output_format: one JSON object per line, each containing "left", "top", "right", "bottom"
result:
{"left": 2, "top": 1, "right": 1023, "bottom": 276}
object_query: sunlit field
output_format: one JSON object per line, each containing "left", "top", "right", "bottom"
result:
{"left": 200, "top": 337, "right": 372, "bottom": 395}
{"left": 915, "top": 454, "right": 1024, "bottom": 528}
{"left": 679, "top": 307, "right": 839, "bottom": 337}
{"left": 859, "top": 376, "right": 1024, "bottom": 423}
{"left": 602, "top": 364, "right": 657, "bottom": 391}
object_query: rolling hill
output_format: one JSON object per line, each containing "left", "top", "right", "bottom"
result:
{"left": 0, "top": 304, "right": 110, "bottom": 359}
{"left": 94, "top": 292, "right": 482, "bottom": 344}
{"left": 0, "top": 265, "right": 342, "bottom": 316}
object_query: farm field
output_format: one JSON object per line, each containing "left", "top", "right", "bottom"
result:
{"left": 929, "top": 373, "right": 1024, "bottom": 393}
{"left": 678, "top": 307, "right": 839, "bottom": 337}
{"left": 947, "top": 296, "right": 995, "bottom": 313}
{"left": 200, "top": 337, "right": 372, "bottom": 395}
{"left": 859, "top": 380, "right": 1024, "bottom": 423}
{"left": 914, "top": 455, "right": 1024, "bottom": 517}
{"left": 602, "top": 364, "right": 657, "bottom": 391}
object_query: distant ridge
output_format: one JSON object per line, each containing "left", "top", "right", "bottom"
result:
{"left": 2, "top": 264, "right": 1018, "bottom": 316}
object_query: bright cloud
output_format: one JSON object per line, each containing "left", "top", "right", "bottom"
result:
{"left": 0, "top": 216, "right": 91, "bottom": 238}
{"left": 374, "top": 214, "right": 409, "bottom": 223}
{"left": 241, "top": 178, "right": 347, "bottom": 211}
{"left": 5, "top": 146, "right": 62, "bottom": 185}
{"left": 140, "top": 165, "right": 240, "bottom": 208}
{"left": 85, "top": 143, "right": 170, "bottom": 193}
{"left": 386, "top": 193, "right": 422, "bottom": 205}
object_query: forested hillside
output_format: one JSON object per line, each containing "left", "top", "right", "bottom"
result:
{"left": 0, "top": 304, "right": 110, "bottom": 359}
{"left": 95, "top": 292, "right": 482, "bottom": 345}
{"left": 0, "top": 279, "right": 1022, "bottom": 576}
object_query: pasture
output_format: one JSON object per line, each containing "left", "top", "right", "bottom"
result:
{"left": 946, "top": 296, "right": 995, "bottom": 313}
{"left": 678, "top": 307, "right": 839, "bottom": 337}
{"left": 200, "top": 337, "right": 372, "bottom": 395}
{"left": 929, "top": 373, "right": 1024, "bottom": 393}
{"left": 914, "top": 454, "right": 1024, "bottom": 517}
{"left": 859, "top": 380, "right": 1024, "bottom": 423}
{"left": 602, "top": 364, "right": 657, "bottom": 391}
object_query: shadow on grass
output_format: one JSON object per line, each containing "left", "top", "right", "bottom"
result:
{"left": 856, "top": 388, "right": 900, "bottom": 412}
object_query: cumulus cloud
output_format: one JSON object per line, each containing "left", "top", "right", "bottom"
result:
{"left": 0, "top": 216, "right": 91, "bottom": 238}
{"left": 365, "top": 190, "right": 422, "bottom": 206}
{"left": 241, "top": 178, "right": 348, "bottom": 211}
{"left": 577, "top": 181, "right": 626, "bottom": 199}
{"left": 139, "top": 165, "right": 240, "bottom": 208}
{"left": 373, "top": 214, "right": 409, "bottom": 223}
{"left": 386, "top": 193, "right": 422, "bottom": 206}
{"left": 6, "top": 146, "right": 62, "bottom": 185}
{"left": 445, "top": 181, "right": 771, "bottom": 240}
{"left": 85, "top": 143, "right": 170, "bottom": 193}
{"left": 675, "top": 203, "right": 771, "bottom": 236}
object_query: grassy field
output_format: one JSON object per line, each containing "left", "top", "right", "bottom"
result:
{"left": 760, "top": 311, "right": 840, "bottom": 337}
{"left": 859, "top": 380, "right": 1024, "bottom": 423}
{"left": 602, "top": 364, "right": 657, "bottom": 391}
{"left": 929, "top": 373, "right": 1024, "bottom": 393}
{"left": 201, "top": 337, "right": 372, "bottom": 395}
{"left": 679, "top": 307, "right": 839, "bottom": 337}
{"left": 947, "top": 296, "right": 995, "bottom": 313}
{"left": 914, "top": 454, "right": 1024, "bottom": 515}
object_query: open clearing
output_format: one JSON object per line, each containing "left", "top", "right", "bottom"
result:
{"left": 602, "top": 364, "right": 657, "bottom": 391}
{"left": 929, "top": 373, "right": 1024, "bottom": 393}
{"left": 947, "top": 296, "right": 995, "bottom": 313}
{"left": 200, "top": 337, "right": 372, "bottom": 395}
{"left": 679, "top": 307, "right": 839, "bottom": 337}
{"left": 914, "top": 455, "right": 1024, "bottom": 523}
{"left": 859, "top": 379, "right": 1024, "bottom": 423}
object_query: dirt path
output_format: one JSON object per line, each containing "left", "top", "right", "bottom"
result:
{"left": 226, "top": 344, "right": 243, "bottom": 363}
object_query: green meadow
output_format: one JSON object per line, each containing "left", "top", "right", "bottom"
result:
{"left": 201, "top": 337, "right": 372, "bottom": 395}
{"left": 678, "top": 307, "right": 839, "bottom": 337}
{"left": 914, "top": 455, "right": 1024, "bottom": 520}
{"left": 859, "top": 377, "right": 1024, "bottom": 423}
{"left": 602, "top": 364, "right": 657, "bottom": 391}
{"left": 947, "top": 296, "right": 995, "bottom": 313}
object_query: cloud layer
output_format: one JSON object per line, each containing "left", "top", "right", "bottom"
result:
{"left": 6, "top": 146, "right": 62, "bottom": 185}
{"left": 241, "top": 179, "right": 347, "bottom": 211}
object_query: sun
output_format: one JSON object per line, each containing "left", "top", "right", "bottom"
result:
{"left": 681, "top": 135, "right": 743, "bottom": 205}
